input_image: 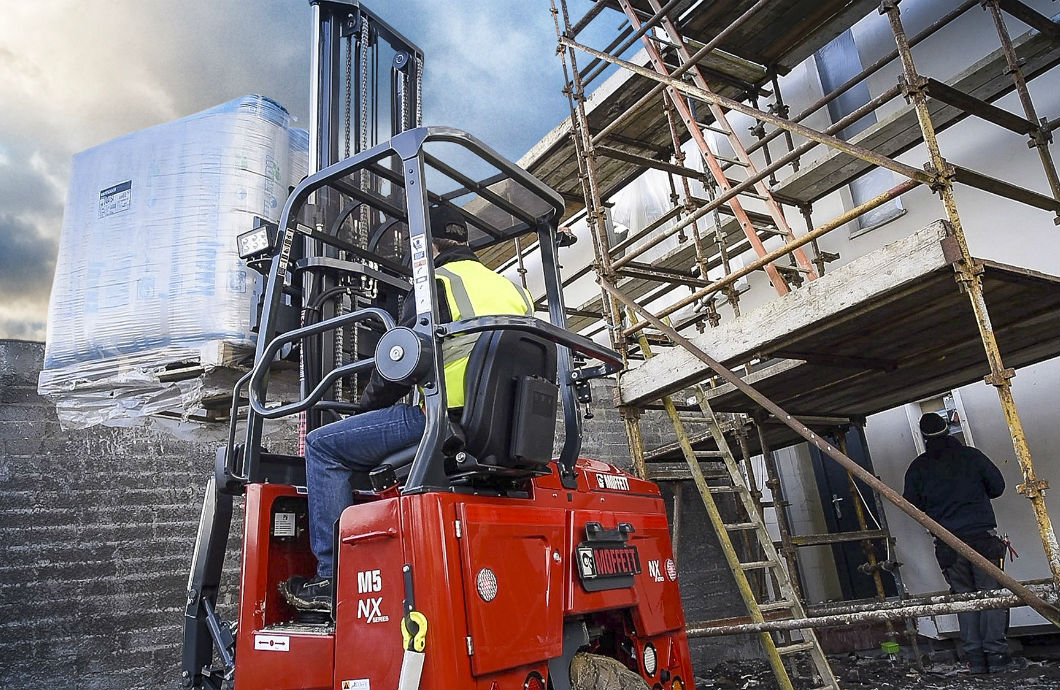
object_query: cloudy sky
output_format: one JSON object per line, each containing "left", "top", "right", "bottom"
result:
{"left": 0, "top": 0, "right": 615, "bottom": 341}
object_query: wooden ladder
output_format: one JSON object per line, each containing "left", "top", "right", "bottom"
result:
{"left": 632, "top": 317, "right": 839, "bottom": 690}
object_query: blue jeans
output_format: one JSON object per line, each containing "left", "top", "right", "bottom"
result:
{"left": 304, "top": 403, "right": 426, "bottom": 578}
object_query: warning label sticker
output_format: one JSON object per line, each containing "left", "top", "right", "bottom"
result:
{"left": 341, "top": 680, "right": 370, "bottom": 690}
{"left": 413, "top": 257, "right": 431, "bottom": 314}
{"left": 98, "top": 180, "right": 132, "bottom": 218}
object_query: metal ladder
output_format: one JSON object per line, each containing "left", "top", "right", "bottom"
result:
{"left": 632, "top": 319, "right": 839, "bottom": 690}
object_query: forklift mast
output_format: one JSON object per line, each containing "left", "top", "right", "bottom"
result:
{"left": 303, "top": 0, "right": 423, "bottom": 437}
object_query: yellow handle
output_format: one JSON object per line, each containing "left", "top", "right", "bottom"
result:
{"left": 401, "top": 611, "right": 428, "bottom": 652}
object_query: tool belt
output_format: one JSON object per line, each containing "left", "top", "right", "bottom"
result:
{"left": 934, "top": 530, "right": 1007, "bottom": 569}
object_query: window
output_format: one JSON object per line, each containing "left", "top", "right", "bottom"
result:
{"left": 814, "top": 31, "right": 905, "bottom": 236}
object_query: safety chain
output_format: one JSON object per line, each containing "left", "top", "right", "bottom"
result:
{"left": 400, "top": 68, "right": 409, "bottom": 132}
{"left": 359, "top": 17, "right": 370, "bottom": 153}
{"left": 344, "top": 32, "right": 352, "bottom": 158}
{"left": 415, "top": 56, "right": 424, "bottom": 126}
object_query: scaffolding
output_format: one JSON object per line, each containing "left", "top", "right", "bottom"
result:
{"left": 533, "top": 0, "right": 1060, "bottom": 685}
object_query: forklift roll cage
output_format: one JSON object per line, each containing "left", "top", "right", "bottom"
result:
{"left": 188, "top": 127, "right": 623, "bottom": 689}
{"left": 240, "top": 125, "right": 622, "bottom": 494}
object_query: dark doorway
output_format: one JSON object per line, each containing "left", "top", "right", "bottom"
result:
{"left": 808, "top": 426, "right": 898, "bottom": 600}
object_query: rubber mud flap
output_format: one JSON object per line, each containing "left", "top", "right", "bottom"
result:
{"left": 569, "top": 652, "right": 650, "bottom": 690}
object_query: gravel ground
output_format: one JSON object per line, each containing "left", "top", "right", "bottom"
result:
{"left": 695, "top": 653, "right": 1060, "bottom": 689}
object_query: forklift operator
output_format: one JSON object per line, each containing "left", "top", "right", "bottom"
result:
{"left": 282, "top": 204, "right": 534, "bottom": 612}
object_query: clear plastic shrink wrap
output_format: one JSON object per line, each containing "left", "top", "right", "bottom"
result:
{"left": 38, "top": 96, "right": 309, "bottom": 428}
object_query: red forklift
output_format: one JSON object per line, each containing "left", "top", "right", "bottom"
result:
{"left": 181, "top": 3, "right": 693, "bottom": 689}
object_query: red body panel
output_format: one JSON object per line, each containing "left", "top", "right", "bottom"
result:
{"left": 235, "top": 484, "right": 334, "bottom": 690}
{"left": 234, "top": 460, "right": 695, "bottom": 690}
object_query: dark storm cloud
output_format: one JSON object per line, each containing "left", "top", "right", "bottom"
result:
{"left": 0, "top": 213, "right": 57, "bottom": 299}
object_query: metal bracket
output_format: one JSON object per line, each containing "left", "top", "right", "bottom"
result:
{"left": 547, "top": 620, "right": 590, "bottom": 690}
{"left": 1017, "top": 478, "right": 1050, "bottom": 499}
{"left": 924, "top": 161, "right": 956, "bottom": 193}
{"left": 896, "top": 74, "right": 920, "bottom": 104}
{"left": 983, "top": 367, "right": 1015, "bottom": 387}
{"left": 878, "top": 0, "right": 901, "bottom": 15}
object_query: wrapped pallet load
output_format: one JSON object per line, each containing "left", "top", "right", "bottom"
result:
{"left": 39, "top": 95, "right": 309, "bottom": 429}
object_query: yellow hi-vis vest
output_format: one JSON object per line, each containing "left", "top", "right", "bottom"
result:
{"left": 435, "top": 260, "right": 534, "bottom": 408}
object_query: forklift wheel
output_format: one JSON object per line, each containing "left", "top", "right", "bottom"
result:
{"left": 570, "top": 652, "right": 651, "bottom": 690}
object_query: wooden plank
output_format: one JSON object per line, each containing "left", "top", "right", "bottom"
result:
{"left": 618, "top": 0, "right": 876, "bottom": 72}
{"left": 772, "top": 22, "right": 1060, "bottom": 203}
{"left": 619, "top": 222, "right": 951, "bottom": 405}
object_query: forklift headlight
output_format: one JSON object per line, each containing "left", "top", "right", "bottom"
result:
{"left": 237, "top": 220, "right": 278, "bottom": 260}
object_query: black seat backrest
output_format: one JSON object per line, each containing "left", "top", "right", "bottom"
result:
{"left": 459, "top": 329, "right": 558, "bottom": 469}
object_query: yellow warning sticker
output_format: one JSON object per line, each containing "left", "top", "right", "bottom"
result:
{"left": 341, "top": 680, "right": 370, "bottom": 690}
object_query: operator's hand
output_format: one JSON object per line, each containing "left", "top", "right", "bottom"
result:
{"left": 557, "top": 225, "right": 577, "bottom": 247}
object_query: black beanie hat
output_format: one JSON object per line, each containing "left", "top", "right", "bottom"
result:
{"left": 919, "top": 412, "right": 949, "bottom": 438}
{"left": 428, "top": 204, "right": 469, "bottom": 243}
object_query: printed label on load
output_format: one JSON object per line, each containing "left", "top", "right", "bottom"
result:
{"left": 253, "top": 634, "right": 290, "bottom": 652}
{"left": 98, "top": 180, "right": 132, "bottom": 218}
{"left": 341, "top": 680, "right": 370, "bottom": 690}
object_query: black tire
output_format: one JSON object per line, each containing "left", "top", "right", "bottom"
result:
{"left": 569, "top": 652, "right": 651, "bottom": 690}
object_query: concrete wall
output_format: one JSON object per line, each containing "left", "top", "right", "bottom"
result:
{"left": 0, "top": 339, "right": 225, "bottom": 689}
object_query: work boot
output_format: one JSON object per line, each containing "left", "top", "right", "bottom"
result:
{"left": 965, "top": 652, "right": 988, "bottom": 675}
{"left": 986, "top": 653, "right": 1014, "bottom": 673}
{"left": 280, "top": 575, "right": 333, "bottom": 612}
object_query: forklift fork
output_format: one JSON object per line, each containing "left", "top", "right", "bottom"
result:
{"left": 182, "top": 449, "right": 238, "bottom": 689}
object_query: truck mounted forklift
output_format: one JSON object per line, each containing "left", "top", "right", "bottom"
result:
{"left": 181, "top": 3, "right": 694, "bottom": 689}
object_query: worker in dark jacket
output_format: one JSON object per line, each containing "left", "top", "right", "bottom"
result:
{"left": 903, "top": 412, "right": 1010, "bottom": 674}
{"left": 282, "top": 205, "right": 533, "bottom": 613}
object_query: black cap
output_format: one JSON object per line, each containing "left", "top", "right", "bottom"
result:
{"left": 428, "top": 204, "right": 468, "bottom": 243}
{"left": 919, "top": 412, "right": 949, "bottom": 438}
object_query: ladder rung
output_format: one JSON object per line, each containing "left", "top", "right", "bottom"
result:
{"left": 776, "top": 641, "right": 816, "bottom": 655}
{"left": 739, "top": 559, "right": 776, "bottom": 570}
{"left": 695, "top": 121, "right": 731, "bottom": 137}
{"left": 708, "top": 486, "right": 741, "bottom": 494}
{"left": 723, "top": 522, "right": 758, "bottom": 531}
{"left": 713, "top": 153, "right": 749, "bottom": 168}
{"left": 758, "top": 600, "right": 795, "bottom": 612}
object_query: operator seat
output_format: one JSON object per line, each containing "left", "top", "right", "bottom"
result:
{"left": 375, "top": 329, "right": 559, "bottom": 485}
